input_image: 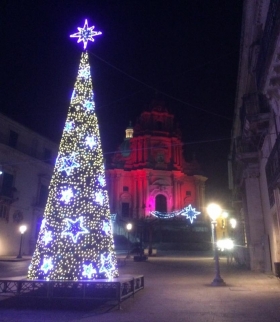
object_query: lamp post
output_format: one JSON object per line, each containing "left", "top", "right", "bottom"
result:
{"left": 17, "top": 225, "right": 27, "bottom": 259}
{"left": 207, "top": 203, "right": 226, "bottom": 286}
{"left": 126, "top": 223, "right": 132, "bottom": 259}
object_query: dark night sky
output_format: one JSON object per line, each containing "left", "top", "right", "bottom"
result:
{"left": 0, "top": 0, "right": 243, "bottom": 205}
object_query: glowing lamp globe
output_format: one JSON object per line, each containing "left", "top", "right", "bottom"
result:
{"left": 19, "top": 225, "right": 27, "bottom": 234}
{"left": 207, "top": 203, "right": 222, "bottom": 222}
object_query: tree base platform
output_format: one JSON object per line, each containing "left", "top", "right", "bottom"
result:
{"left": 0, "top": 274, "right": 144, "bottom": 309}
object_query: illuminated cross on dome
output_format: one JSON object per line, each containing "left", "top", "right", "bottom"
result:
{"left": 62, "top": 217, "right": 89, "bottom": 243}
{"left": 70, "top": 19, "right": 102, "bottom": 49}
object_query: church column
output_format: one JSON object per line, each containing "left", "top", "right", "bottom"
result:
{"left": 173, "top": 175, "right": 177, "bottom": 210}
{"left": 133, "top": 176, "right": 138, "bottom": 218}
{"left": 194, "top": 178, "right": 200, "bottom": 210}
{"left": 146, "top": 172, "right": 150, "bottom": 215}
{"left": 110, "top": 173, "right": 115, "bottom": 213}
{"left": 139, "top": 174, "right": 143, "bottom": 218}
{"left": 136, "top": 138, "right": 140, "bottom": 164}
{"left": 116, "top": 173, "right": 121, "bottom": 214}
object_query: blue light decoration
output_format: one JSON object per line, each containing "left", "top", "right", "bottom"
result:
{"left": 71, "top": 89, "right": 76, "bottom": 101}
{"left": 110, "top": 213, "right": 117, "bottom": 222}
{"left": 65, "top": 121, "right": 74, "bottom": 132}
{"left": 60, "top": 188, "right": 74, "bottom": 204}
{"left": 94, "top": 191, "right": 104, "bottom": 205}
{"left": 98, "top": 175, "right": 106, "bottom": 187}
{"left": 99, "top": 253, "right": 115, "bottom": 279}
{"left": 82, "top": 263, "right": 97, "bottom": 279}
{"left": 78, "top": 66, "right": 90, "bottom": 79}
{"left": 83, "top": 100, "right": 94, "bottom": 112}
{"left": 150, "top": 204, "right": 201, "bottom": 224}
{"left": 102, "top": 221, "right": 111, "bottom": 235}
{"left": 42, "top": 231, "right": 53, "bottom": 245}
{"left": 180, "top": 204, "right": 201, "bottom": 224}
{"left": 41, "top": 258, "right": 53, "bottom": 274}
{"left": 70, "top": 19, "right": 102, "bottom": 50}
{"left": 62, "top": 217, "right": 89, "bottom": 243}
{"left": 57, "top": 152, "right": 80, "bottom": 176}
{"left": 85, "top": 136, "right": 97, "bottom": 149}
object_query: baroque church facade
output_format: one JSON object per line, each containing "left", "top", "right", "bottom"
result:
{"left": 106, "top": 99, "right": 207, "bottom": 223}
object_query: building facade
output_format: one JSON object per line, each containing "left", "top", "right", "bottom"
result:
{"left": 106, "top": 99, "right": 207, "bottom": 223}
{"left": 0, "top": 113, "right": 57, "bottom": 256}
{"left": 229, "top": 0, "right": 280, "bottom": 272}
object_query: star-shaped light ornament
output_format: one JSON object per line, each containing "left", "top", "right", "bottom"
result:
{"left": 62, "top": 217, "right": 89, "bottom": 243}
{"left": 99, "top": 253, "right": 115, "bottom": 279}
{"left": 98, "top": 175, "right": 106, "bottom": 187}
{"left": 42, "top": 231, "right": 53, "bottom": 245}
{"left": 60, "top": 188, "right": 74, "bottom": 204}
{"left": 86, "top": 136, "right": 97, "bottom": 149}
{"left": 82, "top": 263, "right": 97, "bottom": 279}
{"left": 181, "top": 204, "right": 201, "bottom": 224}
{"left": 41, "top": 258, "right": 54, "bottom": 274}
{"left": 78, "top": 66, "right": 90, "bottom": 78}
{"left": 94, "top": 191, "right": 104, "bottom": 205}
{"left": 83, "top": 100, "right": 95, "bottom": 112}
{"left": 58, "top": 152, "right": 80, "bottom": 176}
{"left": 102, "top": 221, "right": 111, "bottom": 235}
{"left": 70, "top": 19, "right": 102, "bottom": 49}
{"left": 65, "top": 121, "right": 74, "bottom": 132}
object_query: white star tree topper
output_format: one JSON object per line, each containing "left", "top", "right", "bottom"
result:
{"left": 70, "top": 19, "right": 102, "bottom": 49}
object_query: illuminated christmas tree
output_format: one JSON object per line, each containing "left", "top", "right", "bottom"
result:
{"left": 28, "top": 20, "right": 118, "bottom": 280}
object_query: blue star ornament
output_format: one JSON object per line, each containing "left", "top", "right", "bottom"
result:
{"left": 82, "top": 263, "right": 97, "bottom": 279}
{"left": 78, "top": 67, "right": 90, "bottom": 78}
{"left": 83, "top": 100, "right": 95, "bottom": 112}
{"left": 181, "top": 204, "right": 201, "bottom": 224}
{"left": 60, "top": 188, "right": 74, "bottom": 204}
{"left": 41, "top": 258, "right": 54, "bottom": 274}
{"left": 58, "top": 152, "right": 80, "bottom": 176}
{"left": 42, "top": 231, "right": 53, "bottom": 245}
{"left": 99, "top": 253, "right": 115, "bottom": 279}
{"left": 102, "top": 221, "right": 111, "bottom": 235}
{"left": 62, "top": 217, "right": 89, "bottom": 243}
{"left": 86, "top": 136, "right": 97, "bottom": 149}
{"left": 70, "top": 19, "right": 102, "bottom": 49}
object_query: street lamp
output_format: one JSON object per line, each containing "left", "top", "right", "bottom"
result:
{"left": 17, "top": 225, "right": 27, "bottom": 259}
{"left": 126, "top": 223, "right": 132, "bottom": 259}
{"left": 207, "top": 203, "right": 226, "bottom": 286}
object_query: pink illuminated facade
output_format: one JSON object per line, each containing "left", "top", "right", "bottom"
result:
{"left": 106, "top": 99, "right": 207, "bottom": 222}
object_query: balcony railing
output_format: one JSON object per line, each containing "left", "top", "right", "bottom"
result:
{"left": 266, "top": 135, "right": 280, "bottom": 189}
{"left": 256, "top": 0, "right": 280, "bottom": 88}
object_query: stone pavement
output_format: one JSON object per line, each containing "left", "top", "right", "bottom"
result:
{"left": 0, "top": 251, "right": 280, "bottom": 322}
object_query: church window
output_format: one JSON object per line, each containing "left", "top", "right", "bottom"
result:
{"left": 123, "top": 186, "right": 129, "bottom": 192}
{"left": 121, "top": 202, "right": 129, "bottom": 217}
{"left": 186, "top": 191, "right": 191, "bottom": 196}
{"left": 156, "top": 194, "right": 167, "bottom": 212}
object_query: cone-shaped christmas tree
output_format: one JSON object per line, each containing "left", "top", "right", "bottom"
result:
{"left": 28, "top": 22, "right": 118, "bottom": 280}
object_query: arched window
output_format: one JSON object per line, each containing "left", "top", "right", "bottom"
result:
{"left": 156, "top": 194, "right": 167, "bottom": 212}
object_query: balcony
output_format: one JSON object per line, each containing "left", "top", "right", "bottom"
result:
{"left": 266, "top": 135, "right": 280, "bottom": 189}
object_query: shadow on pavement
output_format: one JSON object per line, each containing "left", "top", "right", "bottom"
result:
{"left": 0, "top": 296, "right": 118, "bottom": 313}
